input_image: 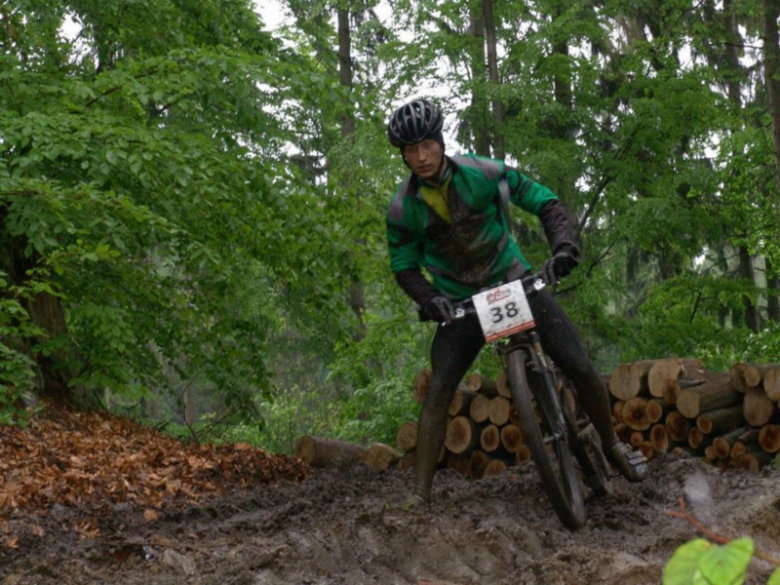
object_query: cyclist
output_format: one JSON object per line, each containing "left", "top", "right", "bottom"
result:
{"left": 385, "top": 98, "right": 647, "bottom": 505}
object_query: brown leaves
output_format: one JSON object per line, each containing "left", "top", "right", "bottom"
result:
{"left": 0, "top": 403, "right": 310, "bottom": 514}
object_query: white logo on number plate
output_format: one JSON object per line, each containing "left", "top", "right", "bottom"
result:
{"left": 472, "top": 280, "right": 535, "bottom": 342}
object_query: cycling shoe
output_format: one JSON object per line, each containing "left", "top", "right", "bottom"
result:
{"left": 608, "top": 441, "right": 648, "bottom": 482}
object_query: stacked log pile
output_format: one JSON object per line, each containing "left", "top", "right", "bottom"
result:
{"left": 397, "top": 369, "right": 532, "bottom": 480}
{"left": 397, "top": 359, "right": 780, "bottom": 478}
{"left": 293, "top": 359, "right": 779, "bottom": 476}
{"left": 608, "top": 358, "right": 780, "bottom": 472}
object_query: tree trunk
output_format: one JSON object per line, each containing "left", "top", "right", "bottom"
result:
{"left": 687, "top": 427, "right": 707, "bottom": 451}
{"left": 723, "top": 0, "right": 760, "bottom": 333}
{"left": 23, "top": 291, "right": 76, "bottom": 402}
{"left": 337, "top": 6, "right": 367, "bottom": 342}
{"left": 608, "top": 360, "right": 654, "bottom": 400}
{"left": 665, "top": 411, "right": 691, "bottom": 443}
{"left": 646, "top": 398, "right": 671, "bottom": 424}
{"left": 612, "top": 399, "right": 625, "bottom": 424}
{"left": 446, "top": 451, "right": 470, "bottom": 477}
{"left": 468, "top": 6, "right": 491, "bottom": 157}
{"left": 500, "top": 424, "right": 523, "bottom": 453}
{"left": 762, "top": 366, "right": 780, "bottom": 400}
{"left": 712, "top": 426, "right": 749, "bottom": 459}
{"left": 294, "top": 435, "right": 367, "bottom": 468}
{"left": 758, "top": 423, "right": 780, "bottom": 453}
{"left": 621, "top": 397, "right": 651, "bottom": 431}
{"left": 448, "top": 385, "right": 477, "bottom": 416}
{"left": 184, "top": 386, "right": 196, "bottom": 424}
{"left": 647, "top": 358, "right": 705, "bottom": 399}
{"left": 743, "top": 363, "right": 776, "bottom": 389}
{"left": 515, "top": 443, "right": 532, "bottom": 463}
{"left": 482, "top": 0, "right": 504, "bottom": 159}
{"left": 4, "top": 237, "right": 85, "bottom": 405}
{"left": 729, "top": 362, "right": 751, "bottom": 393}
{"left": 469, "top": 449, "right": 489, "bottom": 479}
{"left": 466, "top": 373, "right": 498, "bottom": 396}
{"left": 743, "top": 387, "right": 776, "bottom": 427}
{"left": 399, "top": 450, "right": 417, "bottom": 470}
{"left": 480, "top": 424, "right": 501, "bottom": 452}
{"left": 395, "top": 421, "right": 418, "bottom": 451}
{"left": 488, "top": 396, "right": 511, "bottom": 426}
{"left": 614, "top": 422, "right": 631, "bottom": 444}
{"left": 767, "top": 259, "right": 780, "bottom": 324}
{"left": 675, "top": 373, "right": 741, "bottom": 419}
{"left": 469, "top": 393, "right": 492, "bottom": 424}
{"left": 482, "top": 458, "right": 508, "bottom": 478}
{"left": 695, "top": 405, "right": 744, "bottom": 435}
{"left": 729, "top": 428, "right": 760, "bottom": 459}
{"left": 358, "top": 443, "right": 401, "bottom": 471}
{"left": 739, "top": 245, "right": 760, "bottom": 333}
{"left": 445, "top": 416, "right": 478, "bottom": 454}
{"left": 762, "top": 0, "right": 780, "bottom": 199}
{"left": 629, "top": 430, "right": 644, "bottom": 448}
{"left": 733, "top": 449, "right": 774, "bottom": 472}
{"left": 495, "top": 371, "right": 512, "bottom": 398}
{"left": 650, "top": 423, "right": 669, "bottom": 452}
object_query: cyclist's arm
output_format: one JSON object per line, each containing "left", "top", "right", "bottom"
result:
{"left": 387, "top": 220, "right": 439, "bottom": 306}
{"left": 504, "top": 166, "right": 579, "bottom": 255}
{"left": 395, "top": 269, "right": 439, "bottom": 306}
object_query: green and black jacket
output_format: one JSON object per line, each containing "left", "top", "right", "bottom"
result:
{"left": 386, "top": 153, "right": 577, "bottom": 304}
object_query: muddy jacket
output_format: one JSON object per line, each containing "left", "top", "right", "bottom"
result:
{"left": 386, "top": 154, "right": 577, "bottom": 303}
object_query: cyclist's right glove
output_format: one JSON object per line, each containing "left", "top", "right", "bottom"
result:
{"left": 541, "top": 247, "right": 579, "bottom": 285}
{"left": 422, "top": 296, "right": 456, "bottom": 325}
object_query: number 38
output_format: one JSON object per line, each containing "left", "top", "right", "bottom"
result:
{"left": 490, "top": 302, "right": 520, "bottom": 323}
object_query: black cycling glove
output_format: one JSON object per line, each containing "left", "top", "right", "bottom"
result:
{"left": 542, "top": 247, "right": 579, "bottom": 285}
{"left": 423, "top": 296, "right": 456, "bottom": 325}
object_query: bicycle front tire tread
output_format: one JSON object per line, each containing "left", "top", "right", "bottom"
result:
{"left": 506, "top": 350, "right": 587, "bottom": 529}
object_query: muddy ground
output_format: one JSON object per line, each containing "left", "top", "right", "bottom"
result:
{"left": 2, "top": 450, "right": 779, "bottom": 585}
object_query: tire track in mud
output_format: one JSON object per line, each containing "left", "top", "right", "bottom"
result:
{"left": 2, "top": 455, "right": 779, "bottom": 584}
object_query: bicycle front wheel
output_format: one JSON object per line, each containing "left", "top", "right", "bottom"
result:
{"left": 506, "top": 349, "right": 586, "bottom": 529}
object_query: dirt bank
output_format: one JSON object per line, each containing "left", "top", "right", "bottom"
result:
{"left": 3, "top": 450, "right": 779, "bottom": 585}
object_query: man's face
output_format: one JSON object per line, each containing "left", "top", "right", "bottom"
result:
{"left": 402, "top": 139, "right": 443, "bottom": 181}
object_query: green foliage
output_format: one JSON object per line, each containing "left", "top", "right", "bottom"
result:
{"left": 0, "top": 340, "right": 38, "bottom": 425}
{"left": 217, "top": 386, "right": 344, "bottom": 455}
{"left": 337, "top": 378, "right": 419, "bottom": 447}
{"left": 0, "top": 0, "right": 373, "bottom": 419}
{"left": 770, "top": 569, "right": 780, "bottom": 585}
{"left": 0, "top": 270, "right": 42, "bottom": 424}
{"left": 663, "top": 537, "right": 780, "bottom": 585}
{"left": 3, "top": 0, "right": 780, "bottom": 447}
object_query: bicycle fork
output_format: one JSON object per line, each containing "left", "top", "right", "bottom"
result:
{"left": 526, "top": 331, "right": 568, "bottom": 441}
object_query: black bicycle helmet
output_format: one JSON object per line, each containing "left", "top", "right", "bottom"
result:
{"left": 386, "top": 99, "right": 444, "bottom": 148}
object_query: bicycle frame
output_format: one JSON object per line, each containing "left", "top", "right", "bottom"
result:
{"left": 428, "top": 271, "right": 613, "bottom": 528}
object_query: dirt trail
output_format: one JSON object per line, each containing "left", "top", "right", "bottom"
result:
{"left": 3, "top": 451, "right": 779, "bottom": 585}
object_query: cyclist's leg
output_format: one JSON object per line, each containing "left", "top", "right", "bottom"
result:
{"left": 527, "top": 288, "right": 647, "bottom": 481}
{"left": 414, "top": 316, "right": 484, "bottom": 501}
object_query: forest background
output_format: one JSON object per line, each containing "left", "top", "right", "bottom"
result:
{"left": 2, "top": 0, "right": 780, "bottom": 455}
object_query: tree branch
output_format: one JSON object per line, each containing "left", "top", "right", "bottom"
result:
{"left": 666, "top": 496, "right": 780, "bottom": 566}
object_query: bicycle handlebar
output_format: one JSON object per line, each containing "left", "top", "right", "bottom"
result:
{"left": 449, "top": 271, "right": 547, "bottom": 320}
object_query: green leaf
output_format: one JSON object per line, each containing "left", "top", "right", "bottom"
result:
{"left": 699, "top": 538, "right": 752, "bottom": 585}
{"left": 768, "top": 567, "right": 780, "bottom": 585}
{"left": 663, "top": 539, "right": 713, "bottom": 585}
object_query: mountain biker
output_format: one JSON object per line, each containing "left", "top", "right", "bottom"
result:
{"left": 385, "top": 98, "right": 648, "bottom": 505}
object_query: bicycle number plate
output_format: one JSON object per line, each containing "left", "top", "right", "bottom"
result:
{"left": 472, "top": 280, "right": 535, "bottom": 342}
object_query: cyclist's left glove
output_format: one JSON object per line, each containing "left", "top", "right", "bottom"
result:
{"left": 423, "top": 296, "right": 456, "bottom": 325}
{"left": 542, "top": 246, "right": 579, "bottom": 285}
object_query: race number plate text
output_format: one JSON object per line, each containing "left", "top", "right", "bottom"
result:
{"left": 472, "top": 280, "right": 535, "bottom": 342}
